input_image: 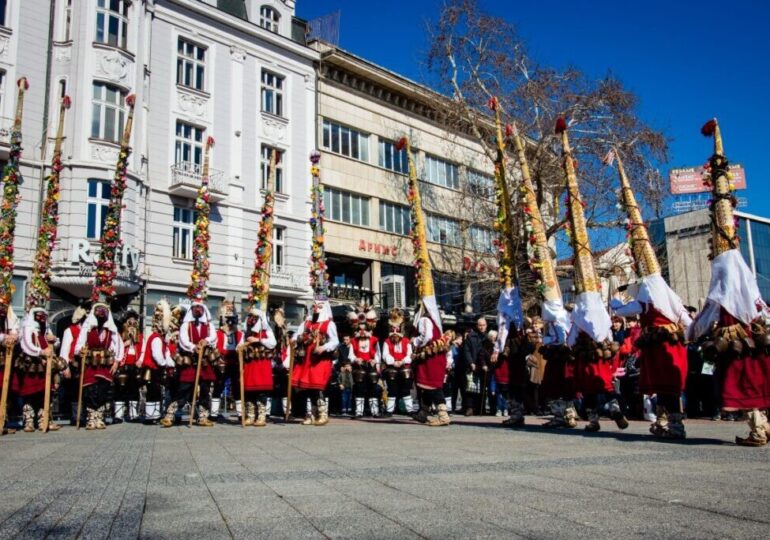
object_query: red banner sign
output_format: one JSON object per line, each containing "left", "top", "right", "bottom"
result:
{"left": 669, "top": 164, "right": 746, "bottom": 195}
{"left": 358, "top": 240, "right": 399, "bottom": 257}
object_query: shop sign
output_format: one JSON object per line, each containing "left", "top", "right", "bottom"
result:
{"left": 69, "top": 238, "right": 141, "bottom": 279}
{"left": 358, "top": 240, "right": 399, "bottom": 257}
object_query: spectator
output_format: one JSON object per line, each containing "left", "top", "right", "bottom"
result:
{"left": 618, "top": 315, "right": 643, "bottom": 418}
{"left": 449, "top": 332, "right": 463, "bottom": 412}
{"left": 461, "top": 318, "right": 488, "bottom": 415}
{"left": 611, "top": 316, "right": 626, "bottom": 344}
{"left": 338, "top": 359, "right": 353, "bottom": 416}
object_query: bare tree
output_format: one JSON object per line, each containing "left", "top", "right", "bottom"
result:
{"left": 425, "top": 0, "right": 669, "bottom": 301}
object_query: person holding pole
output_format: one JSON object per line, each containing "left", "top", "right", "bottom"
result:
{"left": 240, "top": 307, "right": 277, "bottom": 426}
{"left": 15, "top": 308, "right": 59, "bottom": 432}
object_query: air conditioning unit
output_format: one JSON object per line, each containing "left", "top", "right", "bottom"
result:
{"left": 380, "top": 275, "right": 406, "bottom": 310}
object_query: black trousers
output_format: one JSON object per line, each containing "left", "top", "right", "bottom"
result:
{"left": 352, "top": 364, "right": 378, "bottom": 399}
{"left": 84, "top": 380, "right": 112, "bottom": 410}
{"left": 384, "top": 370, "right": 412, "bottom": 399}
{"left": 170, "top": 381, "right": 211, "bottom": 412}
{"left": 113, "top": 366, "right": 141, "bottom": 402}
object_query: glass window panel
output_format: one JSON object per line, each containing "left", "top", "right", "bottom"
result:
{"left": 342, "top": 192, "right": 351, "bottom": 223}
{"left": 361, "top": 198, "right": 369, "bottom": 226}
{"left": 352, "top": 196, "right": 360, "bottom": 224}
{"left": 351, "top": 131, "right": 358, "bottom": 158}
{"left": 332, "top": 190, "right": 341, "bottom": 221}
{"left": 341, "top": 127, "right": 350, "bottom": 156}
{"left": 101, "top": 182, "right": 111, "bottom": 199}
{"left": 323, "top": 122, "right": 330, "bottom": 149}
{"left": 360, "top": 135, "right": 369, "bottom": 162}
{"left": 331, "top": 123, "right": 340, "bottom": 153}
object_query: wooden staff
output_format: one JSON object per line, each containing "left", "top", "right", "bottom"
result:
{"left": 0, "top": 344, "right": 14, "bottom": 434}
{"left": 188, "top": 344, "right": 205, "bottom": 427}
{"left": 75, "top": 348, "right": 87, "bottom": 429}
{"left": 40, "top": 348, "right": 54, "bottom": 433}
{"left": 237, "top": 346, "right": 246, "bottom": 428}
{"left": 285, "top": 340, "right": 294, "bottom": 421}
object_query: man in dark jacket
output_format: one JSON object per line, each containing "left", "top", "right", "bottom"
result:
{"left": 460, "top": 318, "right": 488, "bottom": 415}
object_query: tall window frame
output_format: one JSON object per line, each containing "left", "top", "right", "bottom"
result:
{"left": 322, "top": 119, "right": 369, "bottom": 162}
{"left": 272, "top": 226, "right": 285, "bottom": 269}
{"left": 378, "top": 139, "right": 408, "bottom": 174}
{"left": 174, "top": 121, "right": 205, "bottom": 170}
{"left": 95, "top": 0, "right": 129, "bottom": 50}
{"left": 87, "top": 179, "right": 111, "bottom": 240}
{"left": 172, "top": 206, "right": 197, "bottom": 260}
{"left": 0, "top": 0, "right": 8, "bottom": 27}
{"left": 379, "top": 200, "right": 411, "bottom": 236}
{"left": 259, "top": 5, "right": 279, "bottom": 32}
{"left": 260, "top": 145, "right": 285, "bottom": 193}
{"left": 323, "top": 187, "right": 370, "bottom": 227}
{"left": 91, "top": 82, "right": 126, "bottom": 143}
{"left": 424, "top": 155, "right": 459, "bottom": 190}
{"left": 176, "top": 37, "right": 206, "bottom": 92}
{"left": 261, "top": 70, "right": 284, "bottom": 117}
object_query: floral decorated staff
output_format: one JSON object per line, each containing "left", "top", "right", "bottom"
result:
{"left": 91, "top": 94, "right": 136, "bottom": 303}
{"left": 26, "top": 95, "right": 70, "bottom": 310}
{"left": 0, "top": 77, "right": 27, "bottom": 435}
{"left": 187, "top": 136, "right": 215, "bottom": 301}
{"left": 396, "top": 135, "right": 451, "bottom": 427}
{"left": 239, "top": 148, "right": 279, "bottom": 427}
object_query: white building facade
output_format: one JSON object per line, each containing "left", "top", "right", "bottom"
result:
{"left": 2, "top": 0, "right": 317, "bottom": 330}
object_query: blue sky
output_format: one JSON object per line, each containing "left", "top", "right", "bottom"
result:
{"left": 297, "top": 0, "right": 769, "bottom": 217}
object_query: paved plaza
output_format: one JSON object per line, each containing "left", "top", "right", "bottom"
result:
{"left": 0, "top": 416, "right": 768, "bottom": 539}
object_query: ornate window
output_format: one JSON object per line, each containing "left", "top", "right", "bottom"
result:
{"left": 175, "top": 121, "right": 205, "bottom": 168}
{"left": 86, "top": 179, "right": 111, "bottom": 239}
{"left": 172, "top": 206, "right": 196, "bottom": 260}
{"left": 95, "top": 0, "right": 129, "bottom": 49}
{"left": 260, "top": 70, "right": 284, "bottom": 117}
{"left": 177, "top": 38, "right": 206, "bottom": 91}
{"left": 260, "top": 145, "right": 284, "bottom": 193}
{"left": 272, "top": 226, "right": 285, "bottom": 269}
{"left": 91, "top": 82, "right": 126, "bottom": 143}
{"left": 259, "top": 5, "right": 279, "bottom": 32}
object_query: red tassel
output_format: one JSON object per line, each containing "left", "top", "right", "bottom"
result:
{"left": 487, "top": 97, "right": 498, "bottom": 111}
{"left": 701, "top": 119, "right": 717, "bottom": 137}
{"left": 395, "top": 137, "right": 407, "bottom": 151}
{"left": 555, "top": 117, "right": 567, "bottom": 134}
{"left": 62, "top": 95, "right": 72, "bottom": 109}
{"left": 126, "top": 94, "right": 136, "bottom": 107}
{"left": 505, "top": 124, "right": 514, "bottom": 137}
{"left": 17, "top": 77, "right": 29, "bottom": 90}
{"left": 206, "top": 136, "right": 216, "bottom": 147}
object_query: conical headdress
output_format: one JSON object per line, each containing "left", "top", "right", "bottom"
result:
{"left": 610, "top": 148, "right": 661, "bottom": 277}
{"left": 556, "top": 118, "right": 599, "bottom": 295}
{"left": 701, "top": 119, "right": 739, "bottom": 258}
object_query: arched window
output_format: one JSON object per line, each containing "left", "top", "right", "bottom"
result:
{"left": 259, "top": 5, "right": 279, "bottom": 32}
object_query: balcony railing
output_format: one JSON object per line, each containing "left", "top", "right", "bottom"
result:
{"left": 169, "top": 162, "right": 228, "bottom": 201}
{"left": 0, "top": 116, "right": 16, "bottom": 146}
{"left": 269, "top": 264, "right": 309, "bottom": 292}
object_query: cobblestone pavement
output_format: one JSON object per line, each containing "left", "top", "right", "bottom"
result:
{"left": 0, "top": 415, "right": 768, "bottom": 539}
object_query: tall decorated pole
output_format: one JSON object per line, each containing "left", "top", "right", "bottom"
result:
{"left": 26, "top": 95, "right": 71, "bottom": 309}
{"left": 0, "top": 78, "right": 29, "bottom": 310}
{"left": 0, "top": 78, "right": 28, "bottom": 434}
{"left": 702, "top": 119, "right": 739, "bottom": 258}
{"left": 555, "top": 117, "right": 612, "bottom": 345}
{"left": 248, "top": 150, "right": 277, "bottom": 311}
{"left": 396, "top": 136, "right": 439, "bottom": 330}
{"left": 308, "top": 150, "right": 328, "bottom": 300}
{"left": 186, "top": 137, "right": 215, "bottom": 300}
{"left": 90, "top": 94, "right": 136, "bottom": 303}
{"left": 487, "top": 98, "right": 523, "bottom": 364}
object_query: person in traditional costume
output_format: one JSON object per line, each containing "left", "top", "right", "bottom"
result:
{"left": 214, "top": 300, "right": 241, "bottom": 421}
{"left": 59, "top": 305, "right": 88, "bottom": 425}
{"left": 556, "top": 118, "right": 628, "bottom": 433}
{"left": 607, "top": 148, "right": 692, "bottom": 438}
{"left": 0, "top": 301, "right": 20, "bottom": 434}
{"left": 74, "top": 303, "right": 124, "bottom": 430}
{"left": 381, "top": 308, "right": 415, "bottom": 416}
{"left": 348, "top": 304, "right": 381, "bottom": 418}
{"left": 291, "top": 300, "right": 338, "bottom": 425}
{"left": 113, "top": 310, "right": 143, "bottom": 422}
{"left": 160, "top": 299, "right": 218, "bottom": 427}
{"left": 15, "top": 308, "right": 59, "bottom": 431}
{"left": 240, "top": 307, "right": 277, "bottom": 426}
{"left": 688, "top": 119, "right": 770, "bottom": 446}
{"left": 138, "top": 300, "right": 174, "bottom": 424}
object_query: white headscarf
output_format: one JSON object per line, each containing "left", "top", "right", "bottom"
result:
{"left": 2, "top": 305, "right": 19, "bottom": 334}
{"left": 309, "top": 300, "right": 333, "bottom": 323}
{"left": 248, "top": 308, "right": 270, "bottom": 334}
{"left": 495, "top": 287, "right": 523, "bottom": 354}
{"left": 20, "top": 308, "right": 48, "bottom": 357}
{"left": 416, "top": 294, "right": 443, "bottom": 334}
{"left": 635, "top": 273, "right": 692, "bottom": 328}
{"left": 689, "top": 249, "right": 767, "bottom": 340}
{"left": 541, "top": 297, "right": 572, "bottom": 343}
{"left": 567, "top": 290, "right": 612, "bottom": 346}
{"left": 82, "top": 303, "right": 118, "bottom": 334}
{"left": 183, "top": 302, "right": 213, "bottom": 325}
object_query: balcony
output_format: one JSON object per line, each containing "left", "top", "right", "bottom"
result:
{"left": 169, "top": 162, "right": 228, "bottom": 202}
{"left": 0, "top": 116, "right": 16, "bottom": 149}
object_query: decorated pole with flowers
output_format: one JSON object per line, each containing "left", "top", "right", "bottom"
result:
{"left": 26, "top": 95, "right": 71, "bottom": 310}
{"left": 90, "top": 94, "right": 136, "bottom": 303}
{"left": 0, "top": 78, "right": 29, "bottom": 311}
{"left": 701, "top": 119, "right": 740, "bottom": 259}
{"left": 248, "top": 149, "right": 278, "bottom": 311}
{"left": 0, "top": 78, "right": 28, "bottom": 435}
{"left": 186, "top": 137, "right": 215, "bottom": 300}
{"left": 308, "top": 150, "right": 329, "bottom": 300}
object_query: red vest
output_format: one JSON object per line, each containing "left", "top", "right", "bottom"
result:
{"left": 142, "top": 332, "right": 167, "bottom": 370}
{"left": 188, "top": 321, "right": 209, "bottom": 344}
{"left": 216, "top": 329, "right": 243, "bottom": 355}
{"left": 67, "top": 324, "right": 81, "bottom": 360}
{"left": 123, "top": 333, "right": 144, "bottom": 365}
{"left": 87, "top": 328, "right": 113, "bottom": 349}
{"left": 385, "top": 337, "right": 409, "bottom": 362}
{"left": 351, "top": 336, "right": 378, "bottom": 362}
